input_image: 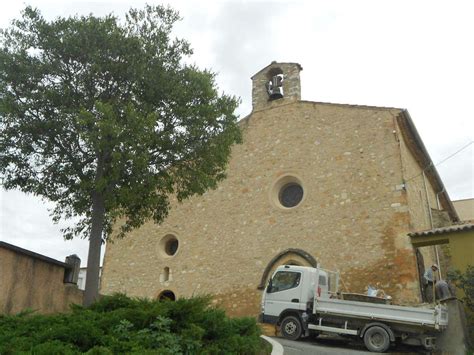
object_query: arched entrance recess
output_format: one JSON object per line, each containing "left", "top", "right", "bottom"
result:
{"left": 257, "top": 248, "right": 317, "bottom": 290}
{"left": 158, "top": 290, "right": 176, "bottom": 301}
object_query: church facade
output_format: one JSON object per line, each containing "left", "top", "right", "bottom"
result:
{"left": 100, "top": 62, "right": 458, "bottom": 316}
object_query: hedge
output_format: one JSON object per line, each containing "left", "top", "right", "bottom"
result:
{"left": 0, "top": 294, "right": 264, "bottom": 354}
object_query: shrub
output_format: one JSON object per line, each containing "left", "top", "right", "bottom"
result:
{"left": 448, "top": 265, "right": 474, "bottom": 311}
{"left": 448, "top": 265, "right": 474, "bottom": 349}
{"left": 32, "top": 341, "right": 78, "bottom": 355}
{"left": 0, "top": 294, "right": 263, "bottom": 354}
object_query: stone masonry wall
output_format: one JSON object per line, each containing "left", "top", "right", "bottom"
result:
{"left": 101, "top": 100, "right": 428, "bottom": 317}
{"left": 0, "top": 247, "right": 83, "bottom": 314}
{"left": 397, "top": 125, "right": 446, "bottom": 276}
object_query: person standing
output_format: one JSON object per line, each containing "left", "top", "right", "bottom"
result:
{"left": 423, "top": 264, "right": 439, "bottom": 302}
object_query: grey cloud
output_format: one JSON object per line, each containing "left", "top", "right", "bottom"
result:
{"left": 0, "top": 189, "right": 89, "bottom": 263}
{"left": 209, "top": 1, "right": 290, "bottom": 116}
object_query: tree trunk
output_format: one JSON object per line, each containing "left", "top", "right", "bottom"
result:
{"left": 83, "top": 191, "right": 105, "bottom": 306}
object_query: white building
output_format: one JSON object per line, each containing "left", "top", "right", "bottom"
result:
{"left": 77, "top": 267, "right": 102, "bottom": 291}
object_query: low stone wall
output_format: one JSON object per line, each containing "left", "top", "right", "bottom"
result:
{"left": 0, "top": 243, "right": 83, "bottom": 314}
{"left": 436, "top": 299, "right": 470, "bottom": 354}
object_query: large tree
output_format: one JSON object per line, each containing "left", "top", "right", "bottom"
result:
{"left": 0, "top": 6, "right": 241, "bottom": 306}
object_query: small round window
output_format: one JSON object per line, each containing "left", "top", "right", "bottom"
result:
{"left": 165, "top": 238, "right": 178, "bottom": 256}
{"left": 279, "top": 183, "right": 304, "bottom": 208}
{"left": 159, "top": 234, "right": 179, "bottom": 257}
{"left": 270, "top": 174, "right": 305, "bottom": 209}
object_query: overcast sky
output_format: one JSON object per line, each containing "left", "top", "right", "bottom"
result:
{"left": 1, "top": 0, "right": 473, "bottom": 265}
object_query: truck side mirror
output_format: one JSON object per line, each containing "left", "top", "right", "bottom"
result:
{"left": 266, "top": 279, "right": 273, "bottom": 293}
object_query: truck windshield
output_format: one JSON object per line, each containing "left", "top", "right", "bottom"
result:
{"left": 268, "top": 271, "right": 301, "bottom": 293}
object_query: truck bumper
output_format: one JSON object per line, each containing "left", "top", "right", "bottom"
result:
{"left": 260, "top": 313, "right": 279, "bottom": 324}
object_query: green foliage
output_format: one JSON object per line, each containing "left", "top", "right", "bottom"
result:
{"left": 448, "top": 265, "right": 474, "bottom": 311}
{"left": 448, "top": 265, "right": 474, "bottom": 348}
{"left": 0, "top": 4, "right": 241, "bottom": 303}
{"left": 32, "top": 341, "right": 78, "bottom": 355}
{"left": 0, "top": 5, "right": 241, "bottom": 239}
{"left": 0, "top": 294, "right": 263, "bottom": 354}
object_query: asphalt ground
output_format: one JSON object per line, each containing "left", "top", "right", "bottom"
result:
{"left": 274, "top": 335, "right": 427, "bottom": 355}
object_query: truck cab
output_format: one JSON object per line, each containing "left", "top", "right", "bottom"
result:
{"left": 261, "top": 265, "right": 333, "bottom": 335}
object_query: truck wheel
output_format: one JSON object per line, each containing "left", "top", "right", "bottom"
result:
{"left": 280, "top": 315, "right": 302, "bottom": 340}
{"left": 363, "top": 326, "right": 390, "bottom": 352}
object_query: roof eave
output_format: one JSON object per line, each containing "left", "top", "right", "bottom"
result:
{"left": 397, "top": 110, "right": 459, "bottom": 222}
{"left": 408, "top": 223, "right": 474, "bottom": 237}
{"left": 0, "top": 241, "right": 71, "bottom": 269}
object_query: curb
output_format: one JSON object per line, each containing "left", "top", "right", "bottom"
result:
{"left": 260, "top": 335, "right": 284, "bottom": 355}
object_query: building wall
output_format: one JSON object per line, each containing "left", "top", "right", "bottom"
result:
{"left": 444, "top": 230, "right": 474, "bottom": 272}
{"left": 398, "top": 132, "right": 434, "bottom": 232}
{"left": 101, "top": 99, "right": 433, "bottom": 316}
{"left": 453, "top": 198, "right": 474, "bottom": 222}
{"left": 0, "top": 247, "right": 83, "bottom": 314}
{"left": 398, "top": 126, "right": 438, "bottom": 251}
{"left": 409, "top": 225, "right": 474, "bottom": 283}
{"left": 396, "top": 122, "right": 458, "bottom": 282}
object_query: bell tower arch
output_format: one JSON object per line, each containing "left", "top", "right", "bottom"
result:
{"left": 251, "top": 61, "right": 302, "bottom": 111}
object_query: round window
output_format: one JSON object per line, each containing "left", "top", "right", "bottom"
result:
{"left": 279, "top": 183, "right": 304, "bottom": 208}
{"left": 270, "top": 174, "right": 305, "bottom": 209}
{"left": 165, "top": 238, "right": 178, "bottom": 256}
{"left": 159, "top": 234, "right": 179, "bottom": 257}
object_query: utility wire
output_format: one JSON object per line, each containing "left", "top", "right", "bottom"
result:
{"left": 433, "top": 140, "right": 473, "bottom": 167}
{"left": 405, "top": 140, "right": 473, "bottom": 183}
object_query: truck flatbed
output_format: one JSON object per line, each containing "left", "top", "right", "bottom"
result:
{"left": 314, "top": 297, "right": 448, "bottom": 329}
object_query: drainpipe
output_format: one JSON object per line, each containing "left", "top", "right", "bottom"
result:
{"left": 422, "top": 171, "right": 442, "bottom": 279}
{"left": 436, "top": 188, "right": 444, "bottom": 210}
{"left": 422, "top": 170, "right": 434, "bottom": 227}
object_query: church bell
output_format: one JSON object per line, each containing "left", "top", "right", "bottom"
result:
{"left": 266, "top": 74, "right": 284, "bottom": 100}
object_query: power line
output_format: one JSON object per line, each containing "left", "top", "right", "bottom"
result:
{"left": 434, "top": 140, "right": 473, "bottom": 168}
{"left": 405, "top": 140, "right": 473, "bottom": 183}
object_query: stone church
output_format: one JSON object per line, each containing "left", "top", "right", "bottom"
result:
{"left": 101, "top": 62, "right": 459, "bottom": 317}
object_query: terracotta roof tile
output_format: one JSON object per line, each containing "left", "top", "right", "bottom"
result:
{"left": 408, "top": 223, "right": 474, "bottom": 237}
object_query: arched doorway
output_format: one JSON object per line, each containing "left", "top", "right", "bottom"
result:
{"left": 258, "top": 248, "right": 317, "bottom": 289}
{"left": 158, "top": 290, "right": 176, "bottom": 301}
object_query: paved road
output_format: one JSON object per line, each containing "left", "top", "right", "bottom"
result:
{"left": 274, "top": 336, "right": 423, "bottom": 355}
{"left": 276, "top": 337, "right": 372, "bottom": 355}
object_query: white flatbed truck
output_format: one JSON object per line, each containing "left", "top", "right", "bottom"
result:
{"left": 260, "top": 265, "right": 448, "bottom": 352}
